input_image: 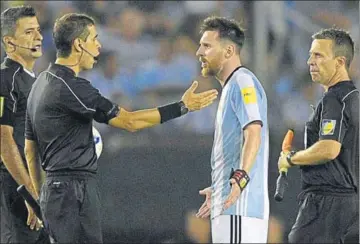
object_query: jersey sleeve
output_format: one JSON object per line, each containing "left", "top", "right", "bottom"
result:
{"left": 25, "top": 110, "right": 35, "bottom": 140}
{"left": 0, "top": 70, "right": 19, "bottom": 126}
{"left": 230, "top": 74, "right": 263, "bottom": 129}
{"left": 319, "top": 91, "right": 358, "bottom": 143}
{"left": 62, "top": 78, "right": 119, "bottom": 124}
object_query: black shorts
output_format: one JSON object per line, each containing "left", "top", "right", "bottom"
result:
{"left": 40, "top": 171, "right": 102, "bottom": 243}
{"left": 0, "top": 168, "right": 49, "bottom": 244}
{"left": 288, "top": 192, "right": 359, "bottom": 243}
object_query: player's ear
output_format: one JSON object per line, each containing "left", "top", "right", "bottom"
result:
{"left": 73, "top": 38, "right": 82, "bottom": 53}
{"left": 225, "top": 44, "right": 235, "bottom": 59}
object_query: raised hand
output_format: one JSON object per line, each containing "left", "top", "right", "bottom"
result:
{"left": 181, "top": 81, "right": 218, "bottom": 111}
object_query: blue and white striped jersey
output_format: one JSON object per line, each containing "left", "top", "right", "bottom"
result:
{"left": 211, "top": 66, "right": 269, "bottom": 220}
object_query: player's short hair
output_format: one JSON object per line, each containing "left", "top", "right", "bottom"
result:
{"left": 312, "top": 27, "right": 355, "bottom": 69}
{"left": 0, "top": 6, "right": 36, "bottom": 46}
{"left": 199, "top": 16, "right": 245, "bottom": 54}
{"left": 53, "top": 13, "right": 95, "bottom": 58}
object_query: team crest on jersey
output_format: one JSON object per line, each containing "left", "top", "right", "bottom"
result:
{"left": 321, "top": 119, "right": 336, "bottom": 135}
{"left": 0, "top": 96, "right": 4, "bottom": 118}
{"left": 241, "top": 87, "right": 257, "bottom": 104}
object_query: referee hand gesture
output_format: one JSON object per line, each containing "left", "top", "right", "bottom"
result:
{"left": 181, "top": 81, "right": 218, "bottom": 111}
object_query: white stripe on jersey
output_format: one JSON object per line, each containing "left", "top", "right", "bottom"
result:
{"left": 212, "top": 84, "right": 229, "bottom": 217}
{"left": 263, "top": 127, "right": 270, "bottom": 219}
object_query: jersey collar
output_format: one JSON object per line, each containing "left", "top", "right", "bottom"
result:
{"left": 328, "top": 80, "right": 353, "bottom": 91}
{"left": 224, "top": 66, "right": 245, "bottom": 87}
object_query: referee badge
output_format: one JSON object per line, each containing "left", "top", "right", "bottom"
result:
{"left": 0, "top": 96, "right": 4, "bottom": 118}
{"left": 321, "top": 119, "right": 336, "bottom": 135}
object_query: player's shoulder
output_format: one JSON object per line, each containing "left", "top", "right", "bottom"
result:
{"left": 229, "top": 67, "right": 264, "bottom": 94}
{"left": 231, "top": 67, "right": 260, "bottom": 87}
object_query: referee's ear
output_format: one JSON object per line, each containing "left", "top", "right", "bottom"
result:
{"left": 2, "top": 36, "right": 12, "bottom": 50}
{"left": 73, "top": 38, "right": 82, "bottom": 53}
{"left": 335, "top": 56, "right": 346, "bottom": 69}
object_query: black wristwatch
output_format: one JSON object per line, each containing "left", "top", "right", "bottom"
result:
{"left": 179, "top": 101, "right": 189, "bottom": 115}
{"left": 286, "top": 151, "right": 297, "bottom": 167}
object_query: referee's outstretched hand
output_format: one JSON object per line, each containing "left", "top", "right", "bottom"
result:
{"left": 181, "top": 81, "right": 218, "bottom": 111}
{"left": 196, "top": 187, "right": 212, "bottom": 218}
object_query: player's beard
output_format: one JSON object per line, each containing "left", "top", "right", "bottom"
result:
{"left": 201, "top": 60, "right": 220, "bottom": 78}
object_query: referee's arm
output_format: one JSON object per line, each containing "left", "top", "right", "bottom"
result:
{"left": 0, "top": 73, "right": 37, "bottom": 199}
{"left": 24, "top": 140, "right": 42, "bottom": 199}
{"left": 24, "top": 112, "right": 43, "bottom": 199}
{"left": 288, "top": 94, "right": 343, "bottom": 166}
{"left": 68, "top": 79, "right": 217, "bottom": 132}
{"left": 108, "top": 81, "right": 217, "bottom": 131}
{"left": 109, "top": 107, "right": 161, "bottom": 132}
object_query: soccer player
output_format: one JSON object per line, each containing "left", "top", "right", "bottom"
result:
{"left": 0, "top": 5, "right": 48, "bottom": 243}
{"left": 25, "top": 13, "right": 218, "bottom": 243}
{"left": 278, "top": 28, "right": 359, "bottom": 243}
{"left": 195, "top": 16, "right": 269, "bottom": 243}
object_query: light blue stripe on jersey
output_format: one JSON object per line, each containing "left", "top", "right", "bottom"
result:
{"left": 211, "top": 67, "right": 269, "bottom": 220}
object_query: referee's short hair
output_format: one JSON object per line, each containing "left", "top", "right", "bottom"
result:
{"left": 53, "top": 13, "right": 95, "bottom": 58}
{"left": 0, "top": 6, "right": 36, "bottom": 46}
{"left": 312, "top": 27, "right": 355, "bottom": 69}
{"left": 199, "top": 16, "right": 245, "bottom": 55}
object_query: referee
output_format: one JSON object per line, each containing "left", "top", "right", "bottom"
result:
{"left": 0, "top": 6, "right": 48, "bottom": 243}
{"left": 25, "top": 13, "right": 218, "bottom": 243}
{"left": 278, "top": 28, "right": 359, "bottom": 243}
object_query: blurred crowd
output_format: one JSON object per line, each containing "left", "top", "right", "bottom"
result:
{"left": 1, "top": 1, "right": 358, "bottom": 138}
{"left": 1, "top": 1, "right": 358, "bottom": 136}
{"left": 1, "top": 1, "right": 359, "bottom": 243}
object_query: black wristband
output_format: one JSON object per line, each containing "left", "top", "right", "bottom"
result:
{"left": 286, "top": 151, "right": 297, "bottom": 167}
{"left": 229, "top": 168, "right": 250, "bottom": 190}
{"left": 157, "top": 101, "right": 188, "bottom": 123}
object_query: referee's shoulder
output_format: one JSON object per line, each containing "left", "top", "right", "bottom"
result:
{"left": 62, "top": 75, "right": 97, "bottom": 94}
{"left": 325, "top": 84, "right": 358, "bottom": 105}
{"left": 1, "top": 61, "right": 19, "bottom": 75}
{"left": 76, "top": 76, "right": 91, "bottom": 84}
{"left": 0, "top": 62, "right": 21, "bottom": 87}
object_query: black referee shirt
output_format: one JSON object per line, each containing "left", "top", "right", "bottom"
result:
{"left": 303, "top": 80, "right": 359, "bottom": 194}
{"left": 0, "top": 58, "right": 36, "bottom": 170}
{"left": 25, "top": 63, "right": 119, "bottom": 173}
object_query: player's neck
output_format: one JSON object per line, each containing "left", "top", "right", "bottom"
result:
{"left": 324, "top": 69, "right": 350, "bottom": 91}
{"left": 216, "top": 59, "right": 242, "bottom": 87}
{"left": 7, "top": 53, "right": 36, "bottom": 71}
{"left": 55, "top": 56, "right": 81, "bottom": 76}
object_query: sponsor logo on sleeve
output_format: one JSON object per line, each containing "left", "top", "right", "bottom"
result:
{"left": 321, "top": 119, "right": 336, "bottom": 135}
{"left": 241, "top": 87, "right": 257, "bottom": 104}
